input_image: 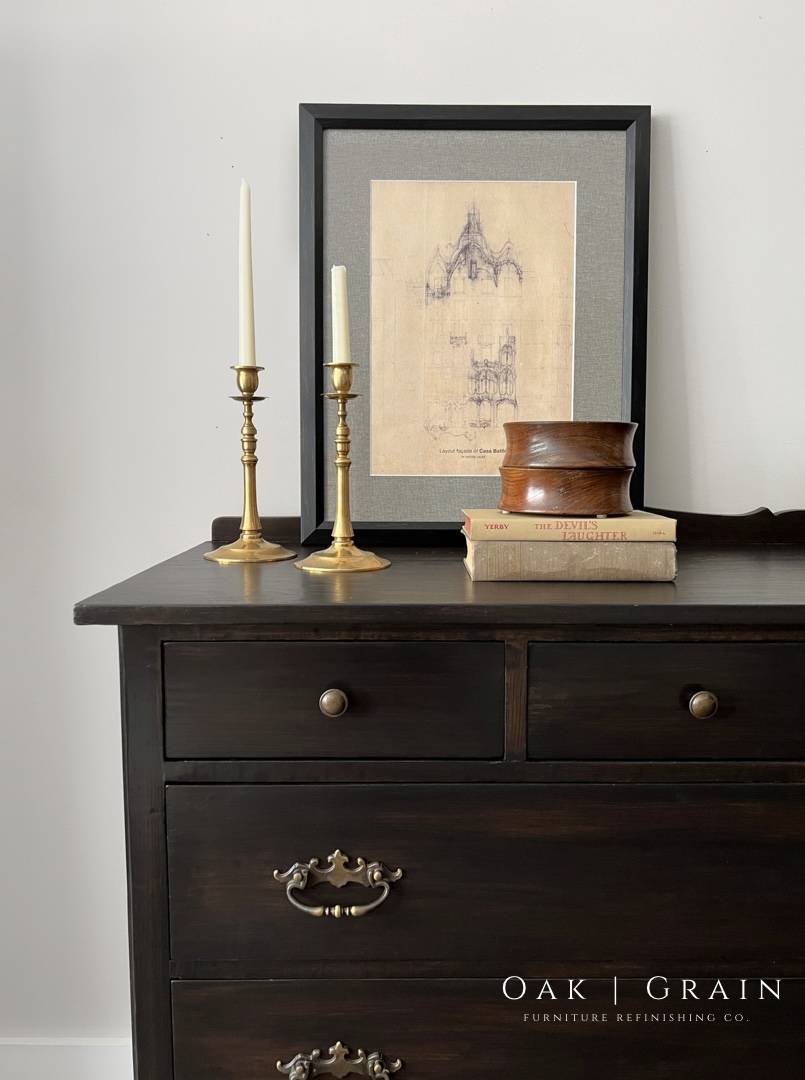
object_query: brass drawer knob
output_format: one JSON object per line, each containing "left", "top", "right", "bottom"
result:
{"left": 688, "top": 689, "right": 719, "bottom": 720}
{"left": 273, "top": 849, "right": 403, "bottom": 918}
{"left": 319, "top": 688, "right": 349, "bottom": 718}
{"left": 277, "top": 1041, "right": 402, "bottom": 1079}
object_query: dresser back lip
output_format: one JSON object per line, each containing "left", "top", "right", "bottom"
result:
{"left": 212, "top": 508, "right": 805, "bottom": 547}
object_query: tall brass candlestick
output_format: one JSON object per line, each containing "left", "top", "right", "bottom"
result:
{"left": 296, "top": 362, "right": 389, "bottom": 573}
{"left": 204, "top": 365, "right": 295, "bottom": 565}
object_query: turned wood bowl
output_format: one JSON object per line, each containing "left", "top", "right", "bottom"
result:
{"left": 498, "top": 421, "right": 637, "bottom": 516}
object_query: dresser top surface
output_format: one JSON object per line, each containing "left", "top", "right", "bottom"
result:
{"left": 74, "top": 542, "right": 805, "bottom": 627}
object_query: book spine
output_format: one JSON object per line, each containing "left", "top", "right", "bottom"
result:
{"left": 464, "top": 541, "right": 677, "bottom": 582}
{"left": 463, "top": 516, "right": 676, "bottom": 542}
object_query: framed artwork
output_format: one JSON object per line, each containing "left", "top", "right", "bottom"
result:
{"left": 300, "top": 104, "right": 650, "bottom": 545}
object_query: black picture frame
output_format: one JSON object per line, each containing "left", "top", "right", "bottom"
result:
{"left": 300, "top": 104, "right": 651, "bottom": 546}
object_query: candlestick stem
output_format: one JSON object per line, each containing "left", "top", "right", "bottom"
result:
{"left": 205, "top": 366, "right": 295, "bottom": 565}
{"left": 332, "top": 397, "right": 353, "bottom": 546}
{"left": 238, "top": 393, "right": 261, "bottom": 539}
{"left": 296, "top": 363, "right": 389, "bottom": 573}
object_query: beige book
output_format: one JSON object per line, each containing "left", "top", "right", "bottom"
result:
{"left": 463, "top": 538, "right": 677, "bottom": 582}
{"left": 462, "top": 508, "right": 677, "bottom": 542}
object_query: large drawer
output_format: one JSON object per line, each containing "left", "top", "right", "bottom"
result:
{"left": 528, "top": 643, "right": 805, "bottom": 759}
{"left": 172, "top": 978, "right": 805, "bottom": 1080}
{"left": 166, "top": 783, "right": 805, "bottom": 965}
{"left": 163, "top": 642, "right": 504, "bottom": 759}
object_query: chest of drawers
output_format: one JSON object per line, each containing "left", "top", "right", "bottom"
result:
{"left": 75, "top": 515, "right": 805, "bottom": 1079}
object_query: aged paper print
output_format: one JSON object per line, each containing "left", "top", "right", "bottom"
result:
{"left": 370, "top": 180, "right": 576, "bottom": 477}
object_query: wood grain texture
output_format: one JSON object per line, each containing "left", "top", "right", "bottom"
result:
{"left": 503, "top": 637, "right": 528, "bottom": 760}
{"left": 164, "top": 641, "right": 504, "bottom": 759}
{"left": 73, "top": 544, "right": 805, "bottom": 626}
{"left": 528, "top": 642, "right": 805, "bottom": 760}
{"left": 172, "top": 978, "right": 805, "bottom": 1080}
{"left": 163, "top": 759, "right": 805, "bottom": 785}
{"left": 502, "top": 420, "right": 636, "bottom": 468}
{"left": 166, "top": 783, "right": 805, "bottom": 968}
{"left": 168, "top": 956, "right": 805, "bottom": 980}
{"left": 498, "top": 465, "right": 634, "bottom": 515}
{"left": 119, "top": 628, "right": 173, "bottom": 1080}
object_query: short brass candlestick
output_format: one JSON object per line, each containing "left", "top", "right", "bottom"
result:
{"left": 204, "top": 365, "right": 295, "bottom": 565}
{"left": 296, "top": 362, "right": 389, "bottom": 573}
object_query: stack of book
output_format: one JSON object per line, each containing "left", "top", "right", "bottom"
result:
{"left": 462, "top": 509, "right": 678, "bottom": 582}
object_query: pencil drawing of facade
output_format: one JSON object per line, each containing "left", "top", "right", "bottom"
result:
{"left": 423, "top": 206, "right": 523, "bottom": 442}
{"left": 424, "top": 330, "right": 518, "bottom": 440}
{"left": 466, "top": 330, "right": 518, "bottom": 428}
{"left": 425, "top": 205, "right": 523, "bottom": 303}
{"left": 371, "top": 180, "right": 576, "bottom": 477}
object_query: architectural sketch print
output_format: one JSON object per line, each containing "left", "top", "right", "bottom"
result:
{"left": 425, "top": 205, "right": 523, "bottom": 302}
{"left": 425, "top": 206, "right": 522, "bottom": 437}
{"left": 371, "top": 180, "right": 576, "bottom": 477}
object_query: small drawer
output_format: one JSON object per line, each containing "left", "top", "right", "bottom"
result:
{"left": 167, "top": 783, "right": 805, "bottom": 966}
{"left": 173, "top": 978, "right": 805, "bottom": 1080}
{"left": 163, "top": 641, "right": 504, "bottom": 759}
{"left": 528, "top": 642, "right": 805, "bottom": 760}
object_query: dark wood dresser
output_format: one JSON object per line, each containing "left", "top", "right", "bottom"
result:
{"left": 74, "top": 514, "right": 805, "bottom": 1078}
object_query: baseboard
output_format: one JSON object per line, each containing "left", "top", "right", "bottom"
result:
{"left": 0, "top": 1039, "right": 133, "bottom": 1079}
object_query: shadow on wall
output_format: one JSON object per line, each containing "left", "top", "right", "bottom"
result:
{"left": 644, "top": 113, "right": 694, "bottom": 510}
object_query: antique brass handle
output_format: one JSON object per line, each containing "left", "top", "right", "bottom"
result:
{"left": 319, "top": 688, "right": 349, "bottom": 717}
{"left": 273, "top": 849, "right": 402, "bottom": 918}
{"left": 277, "top": 1041, "right": 402, "bottom": 1079}
{"left": 688, "top": 689, "right": 719, "bottom": 719}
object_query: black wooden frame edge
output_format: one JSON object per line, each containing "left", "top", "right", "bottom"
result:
{"left": 624, "top": 109, "right": 651, "bottom": 507}
{"left": 299, "top": 103, "right": 324, "bottom": 543}
{"left": 300, "top": 104, "right": 651, "bottom": 545}
{"left": 299, "top": 103, "right": 651, "bottom": 128}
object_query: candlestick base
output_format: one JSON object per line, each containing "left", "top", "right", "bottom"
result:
{"left": 205, "top": 536, "right": 296, "bottom": 565}
{"left": 295, "top": 541, "right": 390, "bottom": 573}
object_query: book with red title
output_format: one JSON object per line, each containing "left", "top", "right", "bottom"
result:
{"left": 461, "top": 508, "right": 676, "bottom": 543}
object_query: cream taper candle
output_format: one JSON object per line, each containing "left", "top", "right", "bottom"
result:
{"left": 238, "top": 179, "right": 256, "bottom": 366}
{"left": 331, "top": 264, "right": 352, "bottom": 364}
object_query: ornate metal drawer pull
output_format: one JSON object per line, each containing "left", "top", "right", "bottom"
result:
{"left": 277, "top": 1040, "right": 402, "bottom": 1079}
{"left": 273, "top": 848, "right": 403, "bottom": 918}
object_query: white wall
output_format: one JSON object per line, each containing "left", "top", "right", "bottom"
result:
{"left": 2, "top": 0, "right": 803, "bottom": 1068}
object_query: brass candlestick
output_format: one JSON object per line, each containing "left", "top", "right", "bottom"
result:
{"left": 296, "top": 362, "right": 389, "bottom": 573}
{"left": 204, "top": 365, "right": 295, "bottom": 565}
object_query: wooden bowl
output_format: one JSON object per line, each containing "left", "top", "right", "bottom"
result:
{"left": 498, "top": 421, "right": 637, "bottom": 516}
{"left": 501, "top": 421, "right": 636, "bottom": 469}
